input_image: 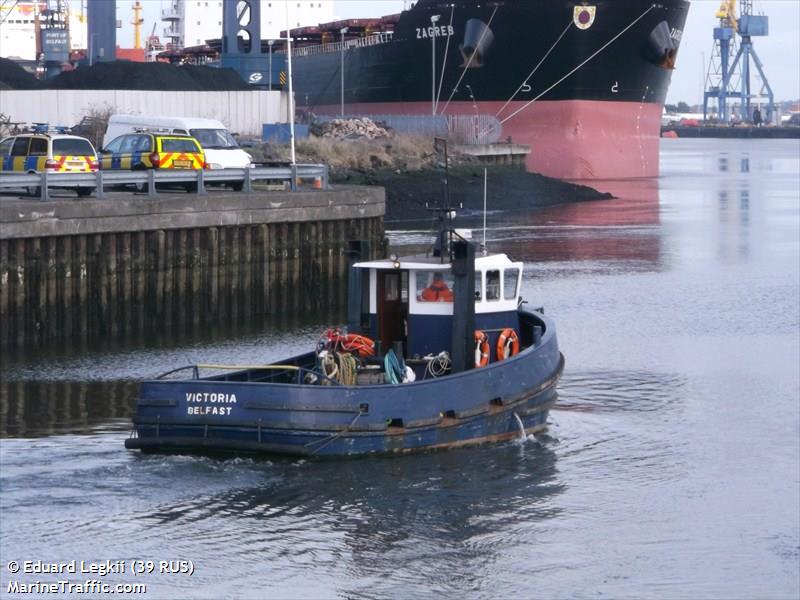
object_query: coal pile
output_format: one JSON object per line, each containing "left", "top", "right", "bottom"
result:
{"left": 46, "top": 61, "right": 251, "bottom": 91}
{"left": 310, "top": 117, "right": 391, "bottom": 140}
{"left": 0, "top": 58, "right": 43, "bottom": 90}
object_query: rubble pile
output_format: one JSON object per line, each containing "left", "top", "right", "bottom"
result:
{"left": 310, "top": 117, "right": 390, "bottom": 140}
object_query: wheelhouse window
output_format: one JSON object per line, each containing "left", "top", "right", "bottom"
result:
{"left": 486, "top": 270, "right": 500, "bottom": 301}
{"left": 384, "top": 272, "right": 400, "bottom": 301}
{"left": 474, "top": 271, "right": 482, "bottom": 301}
{"left": 416, "top": 270, "right": 454, "bottom": 303}
{"left": 504, "top": 268, "right": 519, "bottom": 300}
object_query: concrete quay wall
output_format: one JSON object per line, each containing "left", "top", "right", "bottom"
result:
{"left": 0, "top": 187, "right": 385, "bottom": 347}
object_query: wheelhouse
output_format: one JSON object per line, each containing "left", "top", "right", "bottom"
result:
{"left": 352, "top": 253, "right": 524, "bottom": 366}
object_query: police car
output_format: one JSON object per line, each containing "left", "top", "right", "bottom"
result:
{"left": 0, "top": 127, "right": 99, "bottom": 197}
{"left": 100, "top": 130, "right": 206, "bottom": 191}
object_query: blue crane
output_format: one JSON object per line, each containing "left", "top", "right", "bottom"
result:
{"left": 703, "top": 0, "right": 775, "bottom": 124}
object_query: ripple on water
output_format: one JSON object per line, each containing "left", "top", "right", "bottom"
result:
{"left": 555, "top": 369, "right": 688, "bottom": 414}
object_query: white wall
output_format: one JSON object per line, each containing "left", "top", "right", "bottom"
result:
{"left": 0, "top": 89, "right": 288, "bottom": 135}
{"left": 181, "top": 0, "right": 335, "bottom": 45}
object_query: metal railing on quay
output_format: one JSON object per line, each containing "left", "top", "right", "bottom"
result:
{"left": 0, "top": 164, "right": 329, "bottom": 201}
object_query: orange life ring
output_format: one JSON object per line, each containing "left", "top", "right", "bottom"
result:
{"left": 496, "top": 328, "right": 520, "bottom": 361}
{"left": 338, "top": 333, "right": 376, "bottom": 357}
{"left": 474, "top": 330, "right": 490, "bottom": 368}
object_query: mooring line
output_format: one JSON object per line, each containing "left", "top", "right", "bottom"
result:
{"left": 434, "top": 4, "right": 456, "bottom": 114}
{"left": 476, "top": 3, "right": 657, "bottom": 137}
{"left": 495, "top": 19, "right": 573, "bottom": 119}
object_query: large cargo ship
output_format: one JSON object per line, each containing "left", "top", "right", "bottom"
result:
{"left": 288, "top": 0, "right": 690, "bottom": 180}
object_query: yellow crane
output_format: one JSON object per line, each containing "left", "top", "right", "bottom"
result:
{"left": 132, "top": 0, "right": 144, "bottom": 49}
{"left": 715, "top": 0, "right": 738, "bottom": 30}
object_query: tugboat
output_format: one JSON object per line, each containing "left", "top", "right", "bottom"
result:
{"left": 125, "top": 209, "right": 564, "bottom": 457}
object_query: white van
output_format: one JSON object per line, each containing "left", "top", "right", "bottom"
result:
{"left": 103, "top": 115, "right": 253, "bottom": 170}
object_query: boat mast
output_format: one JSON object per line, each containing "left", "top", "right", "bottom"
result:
{"left": 286, "top": 4, "right": 296, "bottom": 167}
{"left": 482, "top": 167, "right": 488, "bottom": 256}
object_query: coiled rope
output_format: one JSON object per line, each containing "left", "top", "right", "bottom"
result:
{"left": 337, "top": 352, "right": 358, "bottom": 386}
{"left": 319, "top": 350, "right": 358, "bottom": 385}
{"left": 424, "top": 351, "right": 451, "bottom": 379}
{"left": 384, "top": 349, "right": 405, "bottom": 385}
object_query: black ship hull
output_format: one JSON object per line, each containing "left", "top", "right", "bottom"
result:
{"left": 290, "top": 0, "right": 691, "bottom": 179}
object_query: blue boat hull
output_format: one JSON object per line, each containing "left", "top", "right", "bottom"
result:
{"left": 125, "top": 309, "right": 562, "bottom": 457}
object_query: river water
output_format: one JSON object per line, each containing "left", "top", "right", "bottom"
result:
{"left": 1, "top": 139, "right": 798, "bottom": 599}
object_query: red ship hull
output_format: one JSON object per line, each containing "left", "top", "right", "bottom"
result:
{"left": 315, "top": 100, "right": 662, "bottom": 180}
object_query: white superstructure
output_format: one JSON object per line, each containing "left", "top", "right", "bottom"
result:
{"left": 0, "top": 1, "right": 44, "bottom": 60}
{"left": 167, "top": 0, "right": 335, "bottom": 49}
{"left": 0, "top": 0, "right": 87, "bottom": 61}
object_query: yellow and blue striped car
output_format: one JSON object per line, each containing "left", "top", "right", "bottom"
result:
{"left": 100, "top": 133, "right": 205, "bottom": 171}
{"left": 0, "top": 134, "right": 98, "bottom": 173}
{"left": 0, "top": 133, "right": 99, "bottom": 196}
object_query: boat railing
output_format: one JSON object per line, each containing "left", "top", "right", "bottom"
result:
{"left": 290, "top": 31, "right": 394, "bottom": 58}
{"left": 154, "top": 364, "right": 342, "bottom": 386}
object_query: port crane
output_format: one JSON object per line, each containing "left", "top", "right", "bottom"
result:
{"left": 703, "top": 0, "right": 775, "bottom": 124}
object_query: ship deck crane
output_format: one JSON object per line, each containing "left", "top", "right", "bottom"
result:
{"left": 703, "top": 0, "right": 775, "bottom": 124}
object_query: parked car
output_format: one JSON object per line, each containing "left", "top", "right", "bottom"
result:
{"left": 0, "top": 130, "right": 99, "bottom": 197}
{"left": 99, "top": 131, "right": 205, "bottom": 192}
{"left": 104, "top": 115, "right": 252, "bottom": 190}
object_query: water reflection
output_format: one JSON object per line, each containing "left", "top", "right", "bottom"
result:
{"left": 392, "top": 177, "right": 665, "bottom": 271}
{"left": 132, "top": 442, "right": 563, "bottom": 598}
{"left": 0, "top": 380, "right": 136, "bottom": 438}
{"left": 0, "top": 311, "right": 342, "bottom": 439}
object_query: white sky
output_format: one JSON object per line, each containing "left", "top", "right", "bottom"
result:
{"left": 113, "top": 0, "right": 800, "bottom": 103}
